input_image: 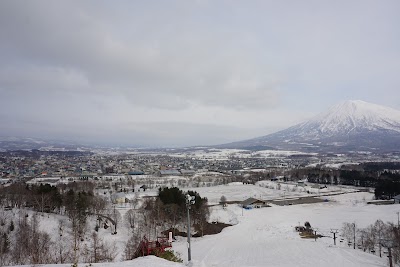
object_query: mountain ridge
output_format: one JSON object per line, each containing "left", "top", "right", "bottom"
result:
{"left": 220, "top": 100, "right": 400, "bottom": 153}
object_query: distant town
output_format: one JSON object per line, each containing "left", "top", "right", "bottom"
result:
{"left": 1, "top": 147, "right": 400, "bottom": 193}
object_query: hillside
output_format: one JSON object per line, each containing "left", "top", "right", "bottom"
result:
{"left": 5, "top": 189, "right": 393, "bottom": 267}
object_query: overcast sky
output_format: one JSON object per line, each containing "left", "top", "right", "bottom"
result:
{"left": 0, "top": 1, "right": 399, "bottom": 147}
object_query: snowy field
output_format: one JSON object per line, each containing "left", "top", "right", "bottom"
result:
{"left": 168, "top": 148, "right": 317, "bottom": 160}
{"left": 171, "top": 192, "right": 396, "bottom": 267}
{"left": 128, "top": 181, "right": 360, "bottom": 205}
{"left": 6, "top": 185, "right": 396, "bottom": 267}
{"left": 10, "top": 256, "right": 183, "bottom": 267}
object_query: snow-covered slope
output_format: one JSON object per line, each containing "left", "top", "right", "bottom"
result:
{"left": 172, "top": 192, "right": 392, "bottom": 267}
{"left": 221, "top": 100, "right": 400, "bottom": 152}
{"left": 295, "top": 100, "right": 400, "bottom": 138}
{"left": 5, "top": 187, "right": 393, "bottom": 267}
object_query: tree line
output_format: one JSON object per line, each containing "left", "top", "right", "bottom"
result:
{"left": 342, "top": 220, "right": 400, "bottom": 265}
{"left": 0, "top": 181, "right": 117, "bottom": 266}
{"left": 284, "top": 165, "right": 400, "bottom": 199}
{"left": 0, "top": 181, "right": 209, "bottom": 265}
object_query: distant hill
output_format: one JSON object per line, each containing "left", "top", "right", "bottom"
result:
{"left": 0, "top": 137, "right": 88, "bottom": 151}
{"left": 219, "top": 100, "right": 400, "bottom": 153}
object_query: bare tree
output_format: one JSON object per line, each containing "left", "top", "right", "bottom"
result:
{"left": 111, "top": 207, "right": 122, "bottom": 234}
{"left": 129, "top": 193, "right": 139, "bottom": 209}
{"left": 0, "top": 232, "right": 10, "bottom": 266}
{"left": 361, "top": 225, "right": 377, "bottom": 252}
{"left": 124, "top": 209, "right": 136, "bottom": 232}
{"left": 64, "top": 190, "right": 89, "bottom": 264}
{"left": 71, "top": 218, "right": 87, "bottom": 264}
{"left": 193, "top": 201, "right": 210, "bottom": 237}
{"left": 124, "top": 233, "right": 140, "bottom": 260}
{"left": 33, "top": 193, "right": 51, "bottom": 213}
{"left": 83, "top": 232, "right": 117, "bottom": 263}
{"left": 91, "top": 195, "right": 107, "bottom": 215}
{"left": 387, "top": 222, "right": 400, "bottom": 264}
{"left": 164, "top": 204, "right": 180, "bottom": 237}
{"left": 374, "top": 219, "right": 385, "bottom": 257}
{"left": 11, "top": 212, "right": 30, "bottom": 265}
{"left": 28, "top": 214, "right": 54, "bottom": 264}
{"left": 31, "top": 231, "right": 54, "bottom": 264}
{"left": 9, "top": 213, "right": 54, "bottom": 265}
{"left": 0, "top": 209, "right": 9, "bottom": 227}
{"left": 54, "top": 219, "right": 71, "bottom": 263}
{"left": 342, "top": 222, "right": 354, "bottom": 243}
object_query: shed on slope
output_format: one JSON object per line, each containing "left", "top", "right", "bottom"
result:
{"left": 241, "top": 197, "right": 268, "bottom": 209}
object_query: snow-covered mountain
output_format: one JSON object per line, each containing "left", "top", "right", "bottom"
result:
{"left": 297, "top": 100, "right": 400, "bottom": 137}
{"left": 222, "top": 100, "right": 400, "bottom": 153}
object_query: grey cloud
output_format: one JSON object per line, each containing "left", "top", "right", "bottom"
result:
{"left": 1, "top": 115, "right": 255, "bottom": 147}
{"left": 0, "top": 1, "right": 281, "bottom": 111}
{"left": 0, "top": 0, "right": 399, "bottom": 147}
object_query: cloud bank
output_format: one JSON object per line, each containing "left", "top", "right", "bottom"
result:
{"left": 0, "top": 0, "right": 399, "bottom": 146}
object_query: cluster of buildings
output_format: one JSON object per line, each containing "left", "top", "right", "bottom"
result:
{"left": 0, "top": 150, "right": 297, "bottom": 183}
{"left": 2, "top": 147, "right": 397, "bottom": 190}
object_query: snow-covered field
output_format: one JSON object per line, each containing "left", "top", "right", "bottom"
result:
{"left": 170, "top": 181, "right": 360, "bottom": 205}
{"left": 6, "top": 185, "right": 397, "bottom": 267}
{"left": 168, "top": 148, "right": 317, "bottom": 160}
{"left": 171, "top": 192, "right": 395, "bottom": 267}
{"left": 11, "top": 256, "right": 183, "bottom": 267}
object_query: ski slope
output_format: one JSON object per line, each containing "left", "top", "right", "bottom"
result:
{"left": 7, "top": 189, "right": 395, "bottom": 267}
{"left": 171, "top": 192, "right": 393, "bottom": 267}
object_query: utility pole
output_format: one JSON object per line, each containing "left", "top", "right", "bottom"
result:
{"left": 186, "top": 194, "right": 195, "bottom": 263}
{"left": 397, "top": 212, "right": 399, "bottom": 228}
{"left": 113, "top": 205, "right": 117, "bottom": 234}
{"left": 353, "top": 224, "right": 356, "bottom": 249}
{"left": 331, "top": 229, "right": 338, "bottom": 245}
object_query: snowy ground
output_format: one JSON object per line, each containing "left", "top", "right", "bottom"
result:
{"left": 169, "top": 148, "right": 317, "bottom": 160}
{"left": 10, "top": 256, "right": 183, "bottom": 267}
{"left": 6, "top": 185, "right": 397, "bottom": 267}
{"left": 172, "top": 192, "right": 396, "bottom": 267}
{"left": 155, "top": 181, "right": 360, "bottom": 205}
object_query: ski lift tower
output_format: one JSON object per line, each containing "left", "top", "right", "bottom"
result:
{"left": 186, "top": 194, "right": 195, "bottom": 262}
